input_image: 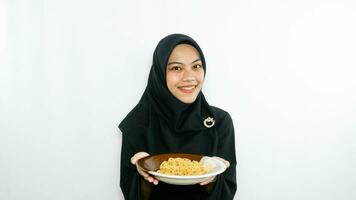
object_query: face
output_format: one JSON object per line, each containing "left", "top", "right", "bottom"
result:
{"left": 166, "top": 44, "right": 205, "bottom": 104}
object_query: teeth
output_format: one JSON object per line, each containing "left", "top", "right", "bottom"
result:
{"left": 180, "top": 86, "right": 195, "bottom": 90}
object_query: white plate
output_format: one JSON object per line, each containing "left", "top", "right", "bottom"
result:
{"left": 148, "top": 156, "right": 227, "bottom": 185}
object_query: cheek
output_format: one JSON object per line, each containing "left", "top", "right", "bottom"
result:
{"left": 166, "top": 74, "right": 178, "bottom": 90}
{"left": 167, "top": 73, "right": 180, "bottom": 86}
{"left": 197, "top": 71, "right": 205, "bottom": 83}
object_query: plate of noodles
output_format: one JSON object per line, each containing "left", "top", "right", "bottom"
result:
{"left": 136, "top": 153, "right": 227, "bottom": 185}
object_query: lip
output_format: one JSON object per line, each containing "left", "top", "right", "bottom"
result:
{"left": 178, "top": 85, "right": 197, "bottom": 94}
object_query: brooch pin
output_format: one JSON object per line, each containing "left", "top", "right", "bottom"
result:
{"left": 203, "top": 117, "right": 215, "bottom": 128}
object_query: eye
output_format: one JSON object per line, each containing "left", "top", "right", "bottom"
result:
{"left": 193, "top": 64, "right": 202, "bottom": 69}
{"left": 170, "top": 66, "right": 182, "bottom": 71}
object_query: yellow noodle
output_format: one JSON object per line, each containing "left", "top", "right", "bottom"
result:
{"left": 157, "top": 157, "right": 209, "bottom": 175}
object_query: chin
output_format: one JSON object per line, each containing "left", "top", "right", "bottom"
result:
{"left": 179, "top": 97, "right": 197, "bottom": 104}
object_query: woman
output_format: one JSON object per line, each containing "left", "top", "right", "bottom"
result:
{"left": 119, "top": 34, "right": 237, "bottom": 199}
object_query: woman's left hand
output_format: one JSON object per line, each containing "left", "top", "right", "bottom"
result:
{"left": 199, "top": 156, "right": 230, "bottom": 185}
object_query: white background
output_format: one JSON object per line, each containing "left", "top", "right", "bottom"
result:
{"left": 1, "top": 0, "right": 356, "bottom": 199}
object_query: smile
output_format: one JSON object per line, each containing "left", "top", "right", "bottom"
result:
{"left": 178, "top": 85, "right": 197, "bottom": 94}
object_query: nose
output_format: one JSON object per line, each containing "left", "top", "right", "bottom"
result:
{"left": 182, "top": 69, "right": 195, "bottom": 82}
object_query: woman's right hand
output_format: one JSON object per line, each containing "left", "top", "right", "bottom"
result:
{"left": 130, "top": 152, "right": 159, "bottom": 185}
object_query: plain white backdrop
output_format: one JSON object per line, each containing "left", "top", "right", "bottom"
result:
{"left": 1, "top": 0, "right": 356, "bottom": 199}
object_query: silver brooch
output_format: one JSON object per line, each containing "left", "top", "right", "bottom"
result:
{"left": 203, "top": 117, "right": 215, "bottom": 128}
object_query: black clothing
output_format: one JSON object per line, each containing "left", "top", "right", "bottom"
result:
{"left": 119, "top": 34, "right": 237, "bottom": 200}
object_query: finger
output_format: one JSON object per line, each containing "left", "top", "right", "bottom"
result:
{"left": 137, "top": 169, "right": 149, "bottom": 178}
{"left": 200, "top": 177, "right": 214, "bottom": 185}
{"left": 140, "top": 172, "right": 158, "bottom": 185}
{"left": 130, "top": 156, "right": 138, "bottom": 164}
{"left": 153, "top": 179, "right": 159, "bottom": 185}
{"left": 131, "top": 152, "right": 150, "bottom": 164}
{"left": 213, "top": 156, "right": 230, "bottom": 168}
{"left": 130, "top": 154, "right": 140, "bottom": 164}
{"left": 147, "top": 176, "right": 153, "bottom": 182}
{"left": 199, "top": 176, "right": 215, "bottom": 185}
{"left": 130, "top": 153, "right": 138, "bottom": 164}
{"left": 137, "top": 168, "right": 153, "bottom": 182}
{"left": 224, "top": 160, "right": 230, "bottom": 168}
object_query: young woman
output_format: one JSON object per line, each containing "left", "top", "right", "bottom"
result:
{"left": 119, "top": 34, "right": 237, "bottom": 200}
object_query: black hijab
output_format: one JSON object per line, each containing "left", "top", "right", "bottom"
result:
{"left": 135, "top": 33, "right": 213, "bottom": 133}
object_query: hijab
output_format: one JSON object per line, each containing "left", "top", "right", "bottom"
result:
{"left": 120, "top": 33, "right": 214, "bottom": 134}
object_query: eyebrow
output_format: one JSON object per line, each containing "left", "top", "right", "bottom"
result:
{"left": 167, "top": 58, "right": 202, "bottom": 66}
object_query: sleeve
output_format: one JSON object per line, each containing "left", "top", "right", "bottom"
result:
{"left": 119, "top": 103, "right": 151, "bottom": 199}
{"left": 208, "top": 112, "right": 237, "bottom": 200}
{"left": 119, "top": 131, "right": 141, "bottom": 200}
